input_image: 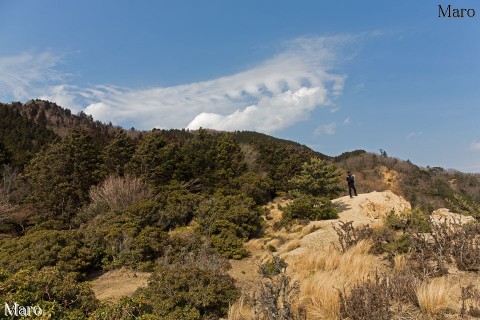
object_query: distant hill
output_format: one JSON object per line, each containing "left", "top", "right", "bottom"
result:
{"left": 1, "top": 99, "right": 479, "bottom": 211}
{"left": 333, "top": 150, "right": 480, "bottom": 212}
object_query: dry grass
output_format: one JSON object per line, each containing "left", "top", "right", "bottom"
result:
{"left": 227, "top": 295, "right": 253, "bottom": 320}
{"left": 302, "top": 223, "right": 322, "bottom": 236}
{"left": 90, "top": 268, "right": 151, "bottom": 302}
{"left": 244, "top": 238, "right": 265, "bottom": 252}
{"left": 89, "top": 174, "right": 151, "bottom": 211}
{"left": 265, "top": 237, "right": 284, "bottom": 250}
{"left": 393, "top": 254, "right": 408, "bottom": 273}
{"left": 286, "top": 240, "right": 379, "bottom": 319}
{"left": 285, "top": 239, "right": 301, "bottom": 252}
{"left": 298, "top": 274, "right": 340, "bottom": 320}
{"left": 289, "top": 240, "right": 375, "bottom": 278}
{"left": 416, "top": 277, "right": 458, "bottom": 316}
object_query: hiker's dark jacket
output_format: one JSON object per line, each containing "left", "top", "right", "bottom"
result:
{"left": 346, "top": 174, "right": 355, "bottom": 186}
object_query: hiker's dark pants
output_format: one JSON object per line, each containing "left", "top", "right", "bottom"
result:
{"left": 348, "top": 184, "right": 357, "bottom": 197}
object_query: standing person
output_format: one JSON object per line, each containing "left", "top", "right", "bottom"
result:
{"left": 346, "top": 171, "right": 357, "bottom": 198}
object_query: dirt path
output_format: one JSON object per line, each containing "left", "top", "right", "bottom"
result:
{"left": 89, "top": 268, "right": 151, "bottom": 303}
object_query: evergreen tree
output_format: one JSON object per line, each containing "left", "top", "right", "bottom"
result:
{"left": 101, "top": 129, "right": 134, "bottom": 176}
{"left": 0, "top": 140, "right": 12, "bottom": 165}
{"left": 128, "top": 132, "right": 179, "bottom": 187}
{"left": 288, "top": 157, "right": 342, "bottom": 198}
{"left": 24, "top": 129, "right": 102, "bottom": 220}
{"left": 180, "top": 131, "right": 245, "bottom": 191}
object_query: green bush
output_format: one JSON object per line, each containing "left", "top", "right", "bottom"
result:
{"left": 0, "top": 267, "right": 98, "bottom": 319}
{"left": 288, "top": 157, "right": 342, "bottom": 198}
{"left": 91, "top": 296, "right": 153, "bottom": 320}
{"left": 0, "top": 229, "right": 99, "bottom": 274}
{"left": 234, "top": 171, "right": 274, "bottom": 205}
{"left": 135, "top": 262, "right": 239, "bottom": 319}
{"left": 195, "top": 194, "right": 263, "bottom": 259}
{"left": 385, "top": 209, "right": 431, "bottom": 233}
{"left": 82, "top": 209, "right": 169, "bottom": 270}
{"left": 282, "top": 194, "right": 338, "bottom": 223}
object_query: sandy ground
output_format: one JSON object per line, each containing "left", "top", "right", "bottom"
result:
{"left": 229, "top": 190, "right": 412, "bottom": 293}
{"left": 89, "top": 268, "right": 151, "bottom": 302}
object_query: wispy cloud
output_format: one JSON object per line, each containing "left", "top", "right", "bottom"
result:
{"left": 83, "top": 36, "right": 347, "bottom": 131}
{"left": 0, "top": 51, "right": 64, "bottom": 100}
{"left": 313, "top": 122, "right": 337, "bottom": 137}
{"left": 470, "top": 140, "right": 480, "bottom": 151}
{"left": 0, "top": 35, "right": 351, "bottom": 132}
{"left": 407, "top": 131, "right": 423, "bottom": 139}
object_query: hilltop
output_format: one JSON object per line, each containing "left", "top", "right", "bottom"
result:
{"left": 1, "top": 100, "right": 479, "bottom": 209}
{"left": 0, "top": 100, "right": 479, "bottom": 319}
{"left": 229, "top": 191, "right": 480, "bottom": 319}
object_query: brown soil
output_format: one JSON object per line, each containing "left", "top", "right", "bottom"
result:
{"left": 89, "top": 268, "right": 151, "bottom": 303}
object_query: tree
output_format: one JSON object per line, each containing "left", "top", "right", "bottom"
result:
{"left": 180, "top": 131, "right": 246, "bottom": 191}
{"left": 128, "top": 132, "right": 179, "bottom": 187}
{"left": 195, "top": 194, "right": 263, "bottom": 258}
{"left": 0, "top": 140, "right": 12, "bottom": 165}
{"left": 101, "top": 129, "right": 134, "bottom": 176}
{"left": 288, "top": 157, "right": 342, "bottom": 198}
{"left": 24, "top": 129, "right": 102, "bottom": 220}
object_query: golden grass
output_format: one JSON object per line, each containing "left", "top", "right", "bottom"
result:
{"left": 243, "top": 238, "right": 265, "bottom": 252}
{"left": 393, "top": 254, "right": 408, "bottom": 273}
{"left": 89, "top": 174, "right": 151, "bottom": 211}
{"left": 285, "top": 239, "right": 301, "bottom": 252}
{"left": 286, "top": 240, "right": 378, "bottom": 319}
{"left": 289, "top": 240, "right": 375, "bottom": 278}
{"left": 298, "top": 274, "right": 340, "bottom": 320}
{"left": 265, "top": 237, "right": 285, "bottom": 249}
{"left": 302, "top": 223, "right": 322, "bottom": 236}
{"left": 416, "top": 277, "right": 458, "bottom": 315}
{"left": 227, "top": 294, "right": 253, "bottom": 320}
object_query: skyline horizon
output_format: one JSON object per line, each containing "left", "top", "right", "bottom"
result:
{"left": 1, "top": 1, "right": 479, "bottom": 172}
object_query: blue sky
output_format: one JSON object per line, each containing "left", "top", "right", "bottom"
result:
{"left": 1, "top": 0, "right": 479, "bottom": 172}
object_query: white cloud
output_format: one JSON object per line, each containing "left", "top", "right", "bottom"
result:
{"left": 39, "top": 85, "right": 84, "bottom": 113}
{"left": 313, "top": 122, "right": 337, "bottom": 137}
{"left": 0, "top": 51, "right": 64, "bottom": 101}
{"left": 0, "top": 36, "right": 350, "bottom": 132}
{"left": 82, "top": 36, "right": 348, "bottom": 131}
{"left": 407, "top": 132, "right": 423, "bottom": 139}
{"left": 343, "top": 117, "right": 351, "bottom": 125}
{"left": 470, "top": 140, "right": 480, "bottom": 151}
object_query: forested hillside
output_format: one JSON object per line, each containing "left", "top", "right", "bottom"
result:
{"left": 0, "top": 100, "right": 479, "bottom": 319}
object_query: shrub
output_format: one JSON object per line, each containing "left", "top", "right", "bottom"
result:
{"left": 91, "top": 296, "right": 153, "bottom": 320}
{"left": 0, "top": 267, "right": 98, "bottom": 318}
{"left": 135, "top": 262, "right": 239, "bottom": 319}
{"left": 288, "top": 157, "right": 342, "bottom": 198}
{"left": 460, "top": 284, "right": 480, "bottom": 317}
{"left": 195, "top": 194, "right": 263, "bottom": 259}
{"left": 408, "top": 218, "right": 480, "bottom": 275}
{"left": 333, "top": 221, "right": 372, "bottom": 252}
{"left": 82, "top": 208, "right": 169, "bottom": 270}
{"left": 254, "top": 257, "right": 300, "bottom": 320}
{"left": 89, "top": 174, "right": 152, "bottom": 212}
{"left": 0, "top": 229, "right": 99, "bottom": 274}
{"left": 385, "top": 209, "right": 431, "bottom": 233}
{"left": 154, "top": 184, "right": 202, "bottom": 230}
{"left": 339, "top": 271, "right": 418, "bottom": 320}
{"left": 282, "top": 194, "right": 338, "bottom": 224}
{"left": 234, "top": 172, "right": 274, "bottom": 205}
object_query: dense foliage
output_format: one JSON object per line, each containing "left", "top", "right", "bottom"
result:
{"left": 1, "top": 100, "right": 479, "bottom": 318}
